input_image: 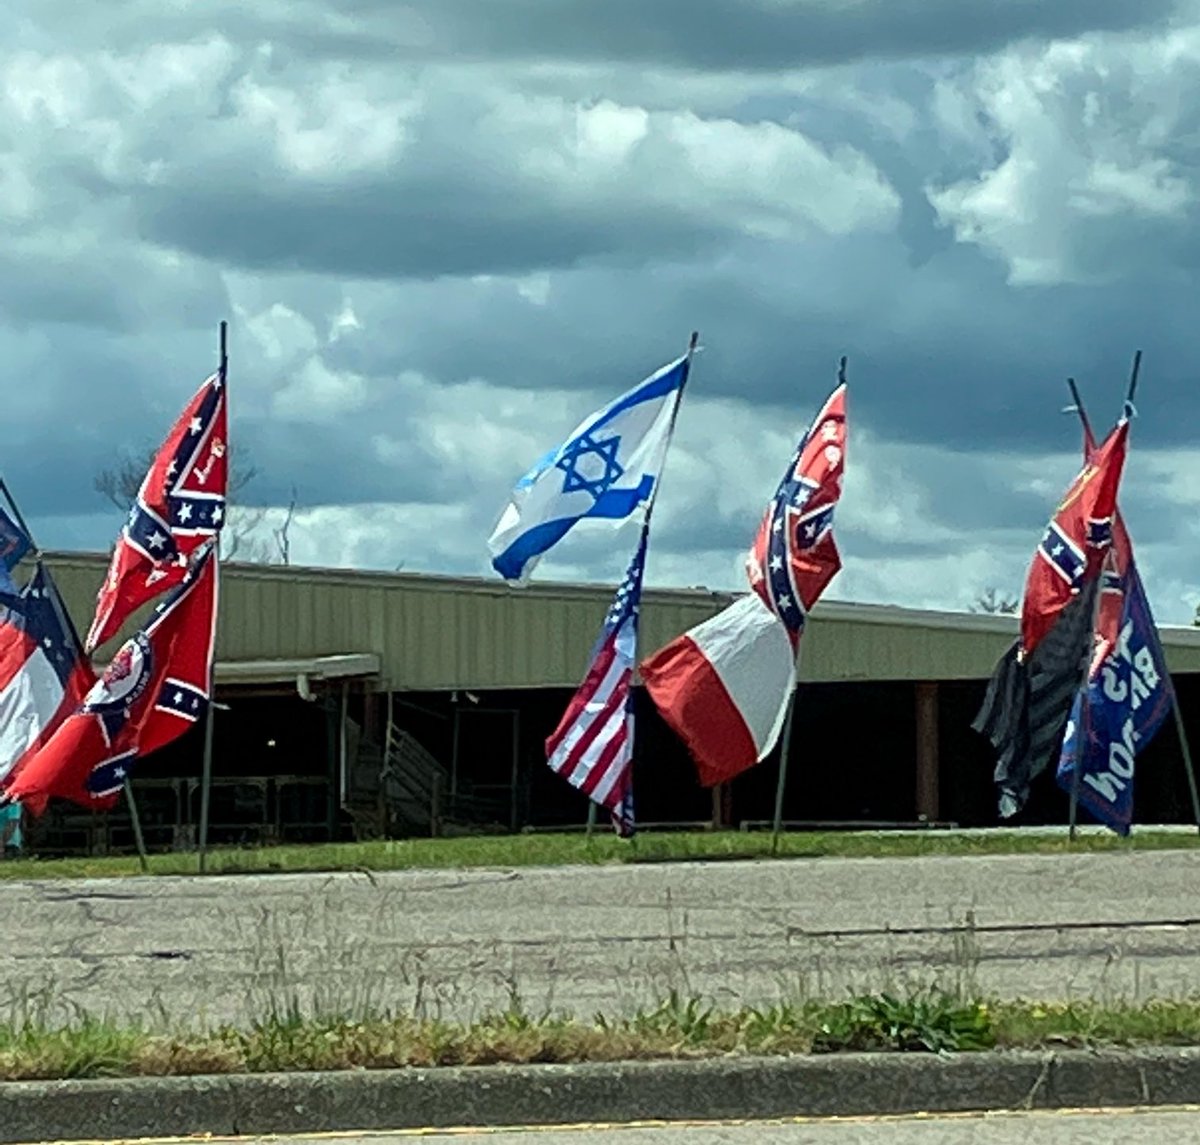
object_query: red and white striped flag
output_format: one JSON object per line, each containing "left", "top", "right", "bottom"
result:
{"left": 545, "top": 522, "right": 648, "bottom": 836}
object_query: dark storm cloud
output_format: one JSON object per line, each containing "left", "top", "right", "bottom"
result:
{"left": 38, "top": 0, "right": 1180, "bottom": 72}
{"left": 132, "top": 181, "right": 729, "bottom": 282}
{"left": 239, "top": 416, "right": 455, "bottom": 508}
{"left": 322, "top": 235, "right": 1200, "bottom": 458}
{"left": 392, "top": 0, "right": 1184, "bottom": 71}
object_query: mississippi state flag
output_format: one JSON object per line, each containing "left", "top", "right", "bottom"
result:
{"left": 641, "top": 591, "right": 796, "bottom": 787}
{"left": 8, "top": 544, "right": 219, "bottom": 814}
{"left": 545, "top": 520, "right": 649, "bottom": 836}
{"left": 643, "top": 377, "right": 848, "bottom": 787}
{"left": 86, "top": 370, "right": 227, "bottom": 652}
{"left": 1020, "top": 418, "right": 1129, "bottom": 658}
{"left": 746, "top": 382, "right": 846, "bottom": 648}
{"left": 0, "top": 563, "right": 95, "bottom": 789}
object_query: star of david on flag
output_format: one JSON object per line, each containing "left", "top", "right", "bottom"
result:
{"left": 488, "top": 349, "right": 691, "bottom": 582}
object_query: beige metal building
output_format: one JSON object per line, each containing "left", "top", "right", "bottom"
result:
{"left": 26, "top": 551, "right": 1200, "bottom": 851}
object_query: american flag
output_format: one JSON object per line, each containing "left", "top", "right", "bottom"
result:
{"left": 747, "top": 380, "right": 847, "bottom": 647}
{"left": 86, "top": 369, "right": 228, "bottom": 652}
{"left": 545, "top": 521, "right": 648, "bottom": 836}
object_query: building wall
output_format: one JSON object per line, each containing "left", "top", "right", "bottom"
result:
{"left": 39, "top": 551, "right": 1200, "bottom": 691}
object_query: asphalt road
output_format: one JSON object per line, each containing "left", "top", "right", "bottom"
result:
{"left": 5, "top": 850, "right": 1200, "bottom": 1026}
{"left": 104, "top": 1109, "right": 1200, "bottom": 1143}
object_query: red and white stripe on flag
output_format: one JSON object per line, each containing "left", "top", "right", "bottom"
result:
{"left": 546, "top": 618, "right": 636, "bottom": 816}
{"left": 641, "top": 592, "right": 796, "bottom": 788}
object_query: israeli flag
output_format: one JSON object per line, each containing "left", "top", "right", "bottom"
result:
{"left": 488, "top": 353, "right": 690, "bottom": 582}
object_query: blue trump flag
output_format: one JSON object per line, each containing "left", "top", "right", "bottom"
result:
{"left": 1055, "top": 565, "right": 1172, "bottom": 834}
{"left": 488, "top": 352, "right": 690, "bottom": 582}
{"left": 0, "top": 506, "right": 31, "bottom": 597}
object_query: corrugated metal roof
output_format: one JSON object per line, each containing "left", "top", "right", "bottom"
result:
{"left": 34, "top": 550, "right": 1200, "bottom": 689}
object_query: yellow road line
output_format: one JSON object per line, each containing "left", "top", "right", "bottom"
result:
{"left": 33, "top": 1105, "right": 1200, "bottom": 1144}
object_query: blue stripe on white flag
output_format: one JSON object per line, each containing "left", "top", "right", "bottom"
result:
{"left": 488, "top": 352, "right": 688, "bottom": 583}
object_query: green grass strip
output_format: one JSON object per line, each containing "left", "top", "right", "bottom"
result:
{"left": 5, "top": 991, "right": 1200, "bottom": 1081}
{"left": 3, "top": 827, "right": 1200, "bottom": 881}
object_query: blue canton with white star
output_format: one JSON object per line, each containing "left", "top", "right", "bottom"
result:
{"left": 1038, "top": 521, "right": 1087, "bottom": 588}
{"left": 598, "top": 524, "right": 649, "bottom": 644}
{"left": 126, "top": 374, "right": 226, "bottom": 560}
{"left": 86, "top": 750, "right": 138, "bottom": 797}
{"left": 762, "top": 434, "right": 835, "bottom": 639}
{"left": 157, "top": 678, "right": 207, "bottom": 722}
{"left": 0, "top": 563, "right": 86, "bottom": 690}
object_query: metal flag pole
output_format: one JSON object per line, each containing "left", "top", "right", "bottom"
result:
{"left": 1060, "top": 352, "right": 1199, "bottom": 839}
{"left": 197, "top": 320, "right": 227, "bottom": 873}
{"left": 1067, "top": 569, "right": 1105, "bottom": 842}
{"left": 583, "top": 331, "right": 699, "bottom": 838}
{"left": 1063, "top": 359, "right": 1139, "bottom": 842}
{"left": 0, "top": 477, "right": 151, "bottom": 870}
{"left": 1111, "top": 349, "right": 1200, "bottom": 837}
{"left": 769, "top": 645, "right": 804, "bottom": 856}
{"left": 770, "top": 355, "right": 847, "bottom": 856}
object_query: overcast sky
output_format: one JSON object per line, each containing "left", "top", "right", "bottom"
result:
{"left": 4, "top": 0, "right": 1200, "bottom": 622}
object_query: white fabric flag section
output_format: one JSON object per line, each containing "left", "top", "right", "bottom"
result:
{"left": 488, "top": 353, "right": 689, "bottom": 582}
{"left": 640, "top": 592, "right": 796, "bottom": 787}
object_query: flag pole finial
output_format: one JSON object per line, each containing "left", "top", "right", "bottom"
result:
{"left": 837, "top": 356, "right": 848, "bottom": 385}
{"left": 219, "top": 321, "right": 228, "bottom": 375}
{"left": 1124, "top": 350, "right": 1142, "bottom": 419}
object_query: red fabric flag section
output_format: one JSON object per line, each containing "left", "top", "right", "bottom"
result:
{"left": 8, "top": 545, "right": 219, "bottom": 815}
{"left": 1021, "top": 419, "right": 1129, "bottom": 657}
{"left": 87, "top": 371, "right": 227, "bottom": 652}
{"left": 0, "top": 563, "right": 96, "bottom": 791}
{"left": 642, "top": 378, "right": 847, "bottom": 787}
{"left": 746, "top": 383, "right": 846, "bottom": 649}
{"left": 641, "top": 592, "right": 796, "bottom": 787}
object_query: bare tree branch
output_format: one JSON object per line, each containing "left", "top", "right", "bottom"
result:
{"left": 93, "top": 445, "right": 277, "bottom": 564}
{"left": 273, "top": 486, "right": 298, "bottom": 566}
{"left": 970, "top": 587, "right": 1019, "bottom": 615}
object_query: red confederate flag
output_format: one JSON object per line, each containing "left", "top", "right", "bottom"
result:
{"left": 1076, "top": 418, "right": 1132, "bottom": 675}
{"left": 974, "top": 414, "right": 1131, "bottom": 817}
{"left": 1020, "top": 418, "right": 1129, "bottom": 658}
{"left": 7, "top": 544, "right": 219, "bottom": 815}
{"left": 86, "top": 370, "right": 227, "bottom": 653}
{"left": 746, "top": 381, "right": 846, "bottom": 648}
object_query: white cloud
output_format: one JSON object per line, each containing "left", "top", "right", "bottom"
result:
{"left": 927, "top": 32, "right": 1200, "bottom": 284}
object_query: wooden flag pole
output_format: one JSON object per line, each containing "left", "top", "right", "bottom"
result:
{"left": 0, "top": 478, "right": 151, "bottom": 870}
{"left": 197, "top": 320, "right": 227, "bottom": 874}
{"left": 770, "top": 355, "right": 847, "bottom": 856}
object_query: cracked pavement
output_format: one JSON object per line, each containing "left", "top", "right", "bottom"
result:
{"left": 4, "top": 851, "right": 1200, "bottom": 1028}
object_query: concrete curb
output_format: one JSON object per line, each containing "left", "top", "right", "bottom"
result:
{"left": 3, "top": 1048, "right": 1200, "bottom": 1143}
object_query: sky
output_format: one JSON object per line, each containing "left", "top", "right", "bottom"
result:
{"left": 3, "top": 0, "right": 1200, "bottom": 622}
